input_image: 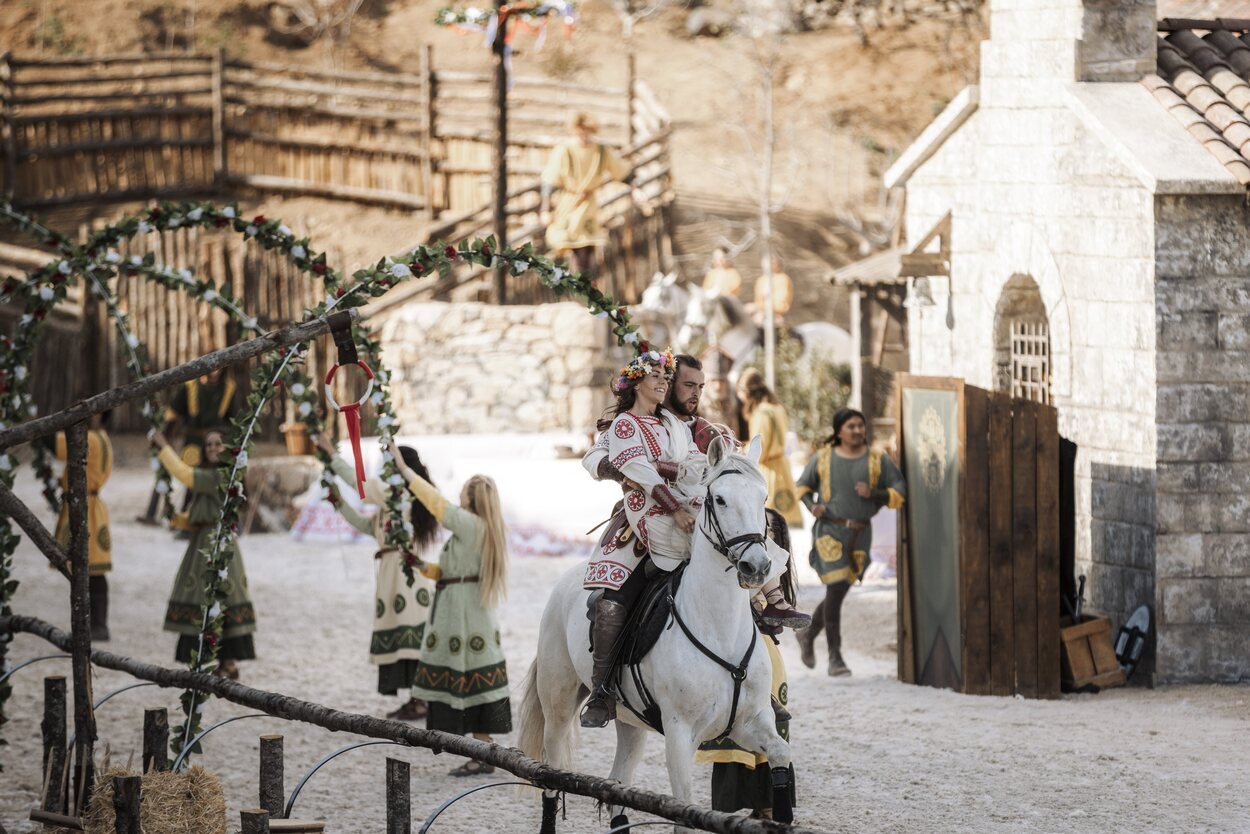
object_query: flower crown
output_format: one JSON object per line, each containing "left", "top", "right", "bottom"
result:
{"left": 613, "top": 346, "right": 675, "bottom": 393}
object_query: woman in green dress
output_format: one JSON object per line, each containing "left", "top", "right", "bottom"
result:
{"left": 315, "top": 433, "right": 439, "bottom": 721}
{"left": 388, "top": 440, "right": 511, "bottom": 775}
{"left": 794, "top": 408, "right": 905, "bottom": 677}
{"left": 152, "top": 429, "right": 256, "bottom": 679}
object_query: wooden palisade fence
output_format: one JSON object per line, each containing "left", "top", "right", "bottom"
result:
{"left": 0, "top": 50, "right": 668, "bottom": 219}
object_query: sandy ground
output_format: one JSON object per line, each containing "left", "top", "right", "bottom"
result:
{"left": 2, "top": 459, "right": 1250, "bottom": 834}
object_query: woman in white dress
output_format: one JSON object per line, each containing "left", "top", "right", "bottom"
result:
{"left": 581, "top": 348, "right": 707, "bottom": 728}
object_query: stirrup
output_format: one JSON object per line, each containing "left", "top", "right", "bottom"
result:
{"left": 579, "top": 691, "right": 614, "bottom": 728}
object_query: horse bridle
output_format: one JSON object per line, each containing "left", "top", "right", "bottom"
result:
{"left": 699, "top": 467, "right": 767, "bottom": 573}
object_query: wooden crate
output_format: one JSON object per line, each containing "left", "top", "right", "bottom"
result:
{"left": 896, "top": 375, "right": 1061, "bottom": 699}
{"left": 1060, "top": 614, "right": 1126, "bottom": 691}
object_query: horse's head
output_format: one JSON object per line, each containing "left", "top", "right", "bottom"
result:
{"left": 699, "top": 434, "right": 771, "bottom": 589}
{"left": 639, "top": 271, "right": 688, "bottom": 318}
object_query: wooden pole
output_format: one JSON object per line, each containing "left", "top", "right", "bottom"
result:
{"left": 0, "top": 483, "right": 71, "bottom": 577}
{"left": 211, "top": 47, "right": 227, "bottom": 188}
{"left": 111, "top": 775, "right": 141, "bottom": 834}
{"left": 3, "top": 615, "right": 836, "bottom": 834}
{"left": 491, "top": 0, "right": 508, "bottom": 303}
{"left": 420, "top": 45, "right": 438, "bottom": 221}
{"left": 41, "top": 676, "right": 67, "bottom": 813}
{"left": 240, "top": 809, "right": 270, "bottom": 834}
{"left": 625, "top": 50, "right": 636, "bottom": 148}
{"left": 142, "top": 708, "right": 170, "bottom": 772}
{"left": 259, "top": 734, "right": 284, "bottom": 819}
{"left": 758, "top": 60, "right": 776, "bottom": 391}
{"left": 65, "top": 421, "right": 96, "bottom": 815}
{"left": 849, "top": 285, "right": 863, "bottom": 410}
{"left": 1, "top": 52, "right": 16, "bottom": 198}
{"left": 385, "top": 757, "right": 410, "bottom": 834}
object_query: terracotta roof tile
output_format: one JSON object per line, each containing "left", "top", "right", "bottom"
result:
{"left": 1147, "top": 25, "right": 1250, "bottom": 186}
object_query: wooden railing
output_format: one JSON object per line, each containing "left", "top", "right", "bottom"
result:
{"left": 0, "top": 50, "right": 668, "bottom": 218}
{"left": 376, "top": 125, "right": 675, "bottom": 310}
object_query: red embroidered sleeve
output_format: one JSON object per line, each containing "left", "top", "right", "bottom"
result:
{"left": 655, "top": 460, "right": 679, "bottom": 482}
{"left": 651, "top": 483, "right": 682, "bottom": 514}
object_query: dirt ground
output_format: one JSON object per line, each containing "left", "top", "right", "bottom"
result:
{"left": 2, "top": 463, "right": 1249, "bottom": 834}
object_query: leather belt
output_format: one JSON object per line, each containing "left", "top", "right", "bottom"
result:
{"left": 436, "top": 575, "right": 480, "bottom": 590}
{"left": 431, "top": 575, "right": 480, "bottom": 619}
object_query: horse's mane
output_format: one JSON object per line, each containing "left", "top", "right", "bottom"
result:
{"left": 712, "top": 294, "right": 747, "bottom": 329}
{"left": 702, "top": 442, "right": 767, "bottom": 489}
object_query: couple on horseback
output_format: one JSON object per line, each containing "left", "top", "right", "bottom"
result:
{"left": 579, "top": 348, "right": 809, "bottom": 728}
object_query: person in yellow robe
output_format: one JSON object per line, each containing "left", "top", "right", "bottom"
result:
{"left": 52, "top": 411, "right": 114, "bottom": 641}
{"left": 737, "top": 368, "right": 802, "bottom": 526}
{"left": 540, "top": 111, "right": 643, "bottom": 277}
{"left": 702, "top": 248, "right": 743, "bottom": 298}
{"left": 751, "top": 256, "right": 795, "bottom": 326}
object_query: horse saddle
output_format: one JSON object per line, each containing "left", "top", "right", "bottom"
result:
{"left": 585, "top": 560, "right": 685, "bottom": 668}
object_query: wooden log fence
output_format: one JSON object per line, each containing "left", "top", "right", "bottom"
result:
{"left": 0, "top": 50, "right": 670, "bottom": 221}
{"left": 4, "top": 615, "right": 830, "bottom": 834}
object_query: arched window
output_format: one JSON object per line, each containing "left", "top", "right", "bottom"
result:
{"left": 993, "top": 275, "right": 1051, "bottom": 404}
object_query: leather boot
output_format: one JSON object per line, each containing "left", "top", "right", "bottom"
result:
{"left": 796, "top": 624, "right": 817, "bottom": 669}
{"left": 581, "top": 598, "right": 629, "bottom": 728}
{"left": 827, "top": 617, "right": 851, "bottom": 677}
{"left": 89, "top": 575, "right": 109, "bottom": 642}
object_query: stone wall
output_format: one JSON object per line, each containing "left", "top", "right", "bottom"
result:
{"left": 377, "top": 301, "right": 621, "bottom": 436}
{"left": 905, "top": 96, "right": 1158, "bottom": 639}
{"left": 1154, "top": 194, "right": 1250, "bottom": 682}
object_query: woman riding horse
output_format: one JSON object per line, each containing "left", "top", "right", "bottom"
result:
{"left": 581, "top": 347, "right": 708, "bottom": 728}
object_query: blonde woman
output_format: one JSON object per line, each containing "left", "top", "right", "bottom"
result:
{"left": 737, "top": 368, "right": 802, "bottom": 526}
{"left": 389, "top": 440, "right": 511, "bottom": 775}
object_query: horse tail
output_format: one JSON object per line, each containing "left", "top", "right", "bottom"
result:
{"left": 516, "top": 659, "right": 546, "bottom": 762}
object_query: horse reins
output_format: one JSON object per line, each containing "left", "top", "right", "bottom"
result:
{"left": 671, "top": 465, "right": 765, "bottom": 739}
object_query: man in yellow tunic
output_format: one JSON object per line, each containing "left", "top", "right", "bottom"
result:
{"left": 703, "top": 249, "right": 743, "bottom": 297}
{"left": 53, "top": 411, "right": 114, "bottom": 641}
{"left": 751, "top": 256, "right": 795, "bottom": 326}
{"left": 540, "top": 112, "right": 642, "bottom": 278}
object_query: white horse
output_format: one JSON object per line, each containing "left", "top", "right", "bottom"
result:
{"left": 634, "top": 271, "right": 690, "bottom": 349}
{"left": 517, "top": 437, "right": 794, "bottom": 833}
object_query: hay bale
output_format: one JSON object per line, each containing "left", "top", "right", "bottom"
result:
{"left": 82, "top": 765, "right": 226, "bottom": 834}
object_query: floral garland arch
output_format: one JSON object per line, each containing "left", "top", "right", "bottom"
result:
{"left": 0, "top": 201, "right": 414, "bottom": 761}
{"left": 0, "top": 200, "right": 644, "bottom": 765}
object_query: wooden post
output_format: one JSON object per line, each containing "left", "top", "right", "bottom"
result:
{"left": 240, "top": 809, "right": 270, "bottom": 834}
{"left": 1, "top": 52, "right": 16, "bottom": 198}
{"left": 626, "top": 51, "right": 636, "bottom": 148}
{"left": 859, "top": 291, "right": 876, "bottom": 422}
{"left": 65, "top": 421, "right": 97, "bottom": 815}
{"left": 386, "top": 757, "right": 411, "bottom": 834}
{"left": 143, "top": 709, "right": 170, "bottom": 773}
{"left": 211, "top": 48, "right": 227, "bottom": 189}
{"left": 258, "top": 734, "right": 284, "bottom": 819}
{"left": 848, "top": 286, "right": 863, "bottom": 409}
{"left": 420, "top": 45, "right": 438, "bottom": 221}
{"left": 112, "top": 775, "right": 142, "bottom": 834}
{"left": 491, "top": 0, "right": 509, "bottom": 303}
{"left": 41, "top": 676, "right": 67, "bottom": 813}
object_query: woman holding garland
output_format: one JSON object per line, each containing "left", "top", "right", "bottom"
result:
{"left": 315, "top": 433, "right": 439, "bottom": 721}
{"left": 151, "top": 429, "right": 256, "bottom": 679}
{"left": 387, "top": 440, "right": 511, "bottom": 775}
{"left": 581, "top": 347, "right": 708, "bottom": 729}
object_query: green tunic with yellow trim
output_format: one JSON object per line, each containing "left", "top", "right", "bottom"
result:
{"left": 796, "top": 446, "right": 905, "bottom": 585}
